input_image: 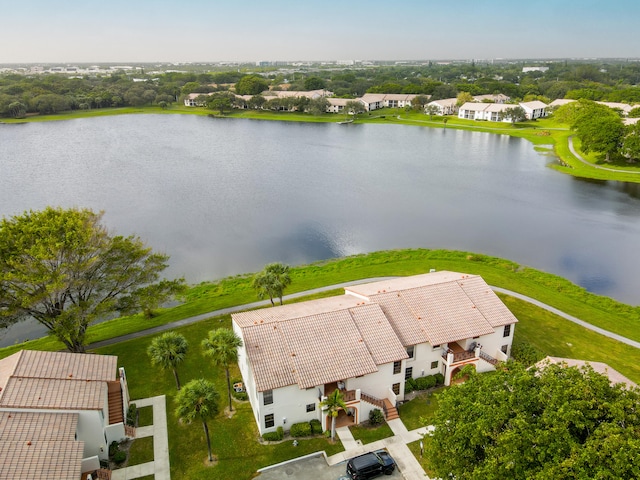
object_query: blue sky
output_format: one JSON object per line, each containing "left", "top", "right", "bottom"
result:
{"left": 0, "top": 0, "right": 638, "bottom": 63}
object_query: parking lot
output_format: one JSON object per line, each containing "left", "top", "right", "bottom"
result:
{"left": 256, "top": 453, "right": 404, "bottom": 480}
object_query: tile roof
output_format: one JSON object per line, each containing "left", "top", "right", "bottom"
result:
{"left": 11, "top": 350, "right": 117, "bottom": 381}
{"left": 237, "top": 300, "right": 407, "bottom": 391}
{"left": 0, "top": 441, "right": 83, "bottom": 480}
{"left": 0, "top": 377, "right": 105, "bottom": 410}
{"left": 0, "top": 411, "right": 78, "bottom": 441}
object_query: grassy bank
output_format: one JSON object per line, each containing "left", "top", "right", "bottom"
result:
{"left": 4, "top": 104, "right": 639, "bottom": 182}
{"left": 2, "top": 249, "right": 639, "bottom": 358}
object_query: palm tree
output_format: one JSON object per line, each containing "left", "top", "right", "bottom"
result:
{"left": 175, "top": 379, "right": 220, "bottom": 462}
{"left": 202, "top": 328, "right": 243, "bottom": 412}
{"left": 251, "top": 262, "right": 292, "bottom": 306}
{"left": 320, "top": 388, "right": 347, "bottom": 440}
{"left": 147, "top": 332, "right": 188, "bottom": 390}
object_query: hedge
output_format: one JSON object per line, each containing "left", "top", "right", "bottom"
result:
{"left": 290, "top": 422, "right": 312, "bottom": 437}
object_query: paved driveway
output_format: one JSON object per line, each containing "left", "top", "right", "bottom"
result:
{"left": 256, "top": 453, "right": 403, "bottom": 480}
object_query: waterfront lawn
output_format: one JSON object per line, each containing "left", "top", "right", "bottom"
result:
{"left": 349, "top": 422, "right": 394, "bottom": 444}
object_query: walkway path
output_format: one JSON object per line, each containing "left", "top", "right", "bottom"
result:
{"left": 111, "top": 395, "right": 170, "bottom": 480}
{"left": 568, "top": 135, "right": 640, "bottom": 174}
{"left": 89, "top": 278, "right": 638, "bottom": 352}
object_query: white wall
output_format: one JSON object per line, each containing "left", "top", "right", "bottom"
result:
{"left": 77, "top": 410, "right": 110, "bottom": 460}
{"left": 258, "top": 384, "right": 321, "bottom": 435}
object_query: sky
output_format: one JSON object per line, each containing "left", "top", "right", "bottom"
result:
{"left": 0, "top": 0, "right": 638, "bottom": 64}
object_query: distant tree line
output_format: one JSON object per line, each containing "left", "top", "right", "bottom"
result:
{"left": 1, "top": 60, "right": 639, "bottom": 118}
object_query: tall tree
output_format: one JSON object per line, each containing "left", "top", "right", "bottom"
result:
{"left": 235, "top": 75, "right": 269, "bottom": 95}
{"left": 251, "top": 262, "right": 292, "bottom": 306}
{"left": 175, "top": 379, "right": 220, "bottom": 462}
{"left": 0, "top": 207, "right": 185, "bottom": 352}
{"left": 426, "top": 362, "right": 640, "bottom": 480}
{"left": 499, "top": 105, "right": 527, "bottom": 124}
{"left": 345, "top": 100, "right": 365, "bottom": 118}
{"left": 147, "top": 331, "right": 189, "bottom": 390}
{"left": 572, "top": 101, "right": 625, "bottom": 162}
{"left": 320, "top": 389, "right": 347, "bottom": 440}
{"left": 202, "top": 328, "right": 243, "bottom": 412}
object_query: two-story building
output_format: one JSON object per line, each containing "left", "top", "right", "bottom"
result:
{"left": 232, "top": 271, "right": 518, "bottom": 436}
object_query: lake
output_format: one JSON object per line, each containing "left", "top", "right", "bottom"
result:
{"left": 1, "top": 114, "right": 640, "bottom": 345}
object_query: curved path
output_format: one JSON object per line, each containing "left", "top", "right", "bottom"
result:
{"left": 568, "top": 135, "right": 640, "bottom": 174}
{"left": 88, "top": 278, "right": 639, "bottom": 351}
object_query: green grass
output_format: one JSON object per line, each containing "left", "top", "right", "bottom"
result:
{"left": 407, "top": 438, "right": 437, "bottom": 477}
{"left": 138, "top": 405, "right": 153, "bottom": 427}
{"left": 398, "top": 389, "right": 443, "bottom": 430}
{"left": 128, "top": 436, "right": 154, "bottom": 465}
{"left": 3, "top": 248, "right": 640, "bottom": 359}
{"left": 349, "top": 422, "right": 394, "bottom": 444}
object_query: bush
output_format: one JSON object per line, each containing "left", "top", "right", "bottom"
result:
{"left": 310, "top": 419, "right": 322, "bottom": 434}
{"left": 415, "top": 375, "right": 437, "bottom": 391}
{"left": 126, "top": 403, "right": 137, "bottom": 427}
{"left": 113, "top": 450, "right": 127, "bottom": 464}
{"left": 262, "top": 426, "right": 284, "bottom": 441}
{"left": 404, "top": 377, "right": 416, "bottom": 394}
{"left": 434, "top": 373, "right": 445, "bottom": 385}
{"left": 109, "top": 441, "right": 119, "bottom": 457}
{"left": 369, "top": 408, "right": 384, "bottom": 426}
{"left": 290, "top": 422, "right": 312, "bottom": 437}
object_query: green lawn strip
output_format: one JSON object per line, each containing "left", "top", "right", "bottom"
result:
{"left": 349, "top": 422, "right": 394, "bottom": 444}
{"left": 3, "top": 249, "right": 640, "bottom": 359}
{"left": 127, "top": 436, "right": 154, "bottom": 465}
{"left": 95, "top": 314, "right": 343, "bottom": 480}
{"left": 503, "top": 294, "right": 640, "bottom": 384}
{"left": 137, "top": 405, "right": 153, "bottom": 427}
{"left": 406, "top": 439, "right": 436, "bottom": 478}
{"left": 397, "top": 389, "right": 443, "bottom": 431}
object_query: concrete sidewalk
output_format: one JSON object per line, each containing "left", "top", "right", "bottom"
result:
{"left": 112, "top": 395, "right": 170, "bottom": 480}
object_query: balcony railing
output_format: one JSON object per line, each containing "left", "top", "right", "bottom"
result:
{"left": 442, "top": 349, "right": 476, "bottom": 364}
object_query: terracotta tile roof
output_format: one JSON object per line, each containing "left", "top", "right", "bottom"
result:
{"left": 0, "top": 377, "right": 105, "bottom": 410}
{"left": 0, "top": 441, "right": 83, "bottom": 480}
{"left": 0, "top": 411, "right": 78, "bottom": 441}
{"left": 237, "top": 300, "right": 407, "bottom": 391}
{"left": 12, "top": 350, "right": 117, "bottom": 381}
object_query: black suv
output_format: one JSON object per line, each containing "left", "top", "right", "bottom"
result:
{"left": 346, "top": 449, "right": 396, "bottom": 479}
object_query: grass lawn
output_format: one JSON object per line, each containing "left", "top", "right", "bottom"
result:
{"left": 398, "top": 389, "right": 443, "bottom": 431}
{"left": 137, "top": 405, "right": 153, "bottom": 427}
{"left": 127, "top": 436, "right": 154, "bottom": 465}
{"left": 349, "top": 422, "right": 395, "bottom": 444}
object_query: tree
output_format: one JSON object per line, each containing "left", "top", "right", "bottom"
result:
{"left": 345, "top": 100, "right": 365, "bottom": 117}
{"left": 320, "top": 388, "right": 347, "bottom": 440}
{"left": 413, "top": 95, "right": 431, "bottom": 112}
{"left": 251, "top": 262, "right": 292, "bottom": 306}
{"left": 572, "top": 101, "right": 625, "bottom": 162}
{"left": 206, "top": 92, "right": 235, "bottom": 114}
{"left": 425, "top": 104, "right": 440, "bottom": 119}
{"left": 621, "top": 122, "right": 640, "bottom": 161}
{"left": 235, "top": 75, "right": 269, "bottom": 95}
{"left": 456, "top": 91, "right": 474, "bottom": 106}
{"left": 147, "top": 332, "right": 189, "bottom": 390}
{"left": 0, "top": 207, "right": 185, "bottom": 352}
{"left": 425, "top": 362, "right": 640, "bottom": 480}
{"left": 304, "top": 76, "right": 326, "bottom": 90}
{"left": 248, "top": 94, "right": 266, "bottom": 110}
{"left": 499, "top": 105, "right": 527, "bottom": 124}
{"left": 8, "top": 101, "right": 26, "bottom": 118}
{"left": 202, "top": 328, "right": 243, "bottom": 412}
{"left": 175, "top": 379, "right": 220, "bottom": 462}
{"left": 308, "top": 97, "right": 329, "bottom": 115}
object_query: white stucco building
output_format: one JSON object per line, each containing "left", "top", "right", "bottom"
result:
{"left": 232, "top": 271, "right": 518, "bottom": 436}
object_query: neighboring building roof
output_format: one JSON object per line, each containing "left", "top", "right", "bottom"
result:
{"left": 549, "top": 98, "right": 575, "bottom": 108}
{"left": 0, "top": 411, "right": 78, "bottom": 441}
{"left": 536, "top": 356, "right": 638, "bottom": 389}
{"left": 520, "top": 100, "right": 548, "bottom": 110}
{"left": 428, "top": 98, "right": 458, "bottom": 107}
{"left": 0, "top": 411, "right": 82, "bottom": 480}
{"left": 458, "top": 102, "right": 488, "bottom": 112}
{"left": 0, "top": 350, "right": 116, "bottom": 410}
{"left": 0, "top": 440, "right": 83, "bottom": 480}
{"left": 236, "top": 296, "right": 408, "bottom": 391}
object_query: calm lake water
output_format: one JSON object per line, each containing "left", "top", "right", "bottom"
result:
{"left": 1, "top": 114, "right": 640, "bottom": 345}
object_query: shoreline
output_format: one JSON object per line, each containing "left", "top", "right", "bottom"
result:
{"left": 4, "top": 105, "right": 640, "bottom": 183}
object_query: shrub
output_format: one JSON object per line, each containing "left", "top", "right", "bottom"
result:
{"left": 415, "top": 375, "right": 437, "bottom": 390}
{"left": 126, "top": 403, "right": 137, "bottom": 427}
{"left": 404, "top": 377, "right": 415, "bottom": 394}
{"left": 369, "top": 408, "right": 384, "bottom": 426}
{"left": 262, "top": 426, "right": 284, "bottom": 441}
{"left": 434, "top": 373, "right": 445, "bottom": 385}
{"left": 511, "top": 341, "right": 545, "bottom": 366}
{"left": 113, "top": 450, "right": 127, "bottom": 464}
{"left": 290, "top": 422, "right": 312, "bottom": 437}
{"left": 310, "top": 419, "right": 322, "bottom": 434}
{"left": 109, "top": 441, "right": 119, "bottom": 457}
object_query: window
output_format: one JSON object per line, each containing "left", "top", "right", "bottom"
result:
{"left": 503, "top": 324, "right": 511, "bottom": 337}
{"left": 393, "top": 361, "right": 402, "bottom": 374}
{"left": 406, "top": 346, "right": 415, "bottom": 359}
{"left": 431, "top": 360, "right": 439, "bottom": 369}
{"left": 501, "top": 345, "right": 509, "bottom": 354}
{"left": 392, "top": 383, "right": 400, "bottom": 395}
{"left": 405, "top": 367, "right": 413, "bottom": 380}
{"left": 264, "top": 413, "right": 274, "bottom": 429}
{"left": 263, "top": 390, "right": 273, "bottom": 405}
{"left": 432, "top": 344, "right": 441, "bottom": 351}
{"left": 306, "top": 403, "right": 315, "bottom": 413}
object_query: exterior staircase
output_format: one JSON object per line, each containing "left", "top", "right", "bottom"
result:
{"left": 107, "top": 381, "right": 124, "bottom": 425}
{"left": 383, "top": 398, "right": 399, "bottom": 421}
{"left": 479, "top": 350, "right": 500, "bottom": 366}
